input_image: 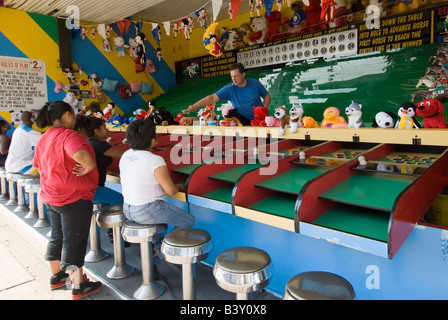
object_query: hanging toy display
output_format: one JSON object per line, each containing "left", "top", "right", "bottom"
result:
{"left": 156, "top": 48, "right": 162, "bottom": 62}
{"left": 203, "top": 22, "right": 223, "bottom": 57}
{"left": 135, "top": 32, "right": 147, "bottom": 65}
{"left": 180, "top": 18, "right": 190, "bottom": 40}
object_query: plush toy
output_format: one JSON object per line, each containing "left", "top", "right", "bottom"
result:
{"left": 263, "top": 11, "right": 289, "bottom": 43}
{"left": 148, "top": 107, "right": 176, "bottom": 125}
{"left": 102, "top": 102, "right": 116, "bottom": 121}
{"left": 113, "top": 37, "right": 129, "bottom": 57}
{"left": 251, "top": 106, "right": 270, "bottom": 127}
{"left": 288, "top": 1, "right": 307, "bottom": 35}
{"left": 89, "top": 73, "right": 103, "bottom": 87}
{"left": 274, "top": 105, "right": 290, "bottom": 135}
{"left": 289, "top": 103, "right": 304, "bottom": 133}
{"left": 174, "top": 113, "right": 185, "bottom": 123}
{"left": 415, "top": 98, "right": 448, "bottom": 128}
{"left": 264, "top": 116, "right": 281, "bottom": 127}
{"left": 135, "top": 33, "right": 147, "bottom": 65}
{"left": 179, "top": 117, "right": 198, "bottom": 126}
{"left": 302, "top": 116, "right": 319, "bottom": 127}
{"left": 395, "top": 102, "right": 421, "bottom": 129}
{"left": 239, "top": 23, "right": 252, "bottom": 46}
{"left": 128, "top": 38, "right": 138, "bottom": 58}
{"left": 54, "top": 80, "right": 63, "bottom": 93}
{"left": 220, "top": 105, "right": 246, "bottom": 126}
{"left": 329, "top": 0, "right": 349, "bottom": 28}
{"left": 63, "top": 92, "right": 84, "bottom": 114}
{"left": 145, "top": 60, "right": 156, "bottom": 73}
{"left": 248, "top": 16, "right": 269, "bottom": 45}
{"left": 198, "top": 104, "right": 218, "bottom": 123}
{"left": 321, "top": 107, "right": 348, "bottom": 128}
{"left": 78, "top": 105, "right": 91, "bottom": 116}
{"left": 301, "top": 0, "right": 328, "bottom": 34}
{"left": 345, "top": 101, "right": 366, "bottom": 128}
{"left": 321, "top": 0, "right": 336, "bottom": 24}
{"left": 372, "top": 111, "right": 398, "bottom": 128}
{"left": 224, "top": 29, "right": 242, "bottom": 51}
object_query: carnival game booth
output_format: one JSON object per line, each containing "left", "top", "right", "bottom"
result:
{"left": 103, "top": 124, "right": 448, "bottom": 299}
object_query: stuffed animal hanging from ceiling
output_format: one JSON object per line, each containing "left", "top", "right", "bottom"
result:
{"left": 180, "top": 19, "right": 190, "bottom": 40}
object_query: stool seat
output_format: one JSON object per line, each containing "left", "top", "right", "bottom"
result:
{"left": 96, "top": 204, "right": 127, "bottom": 228}
{"left": 283, "top": 271, "right": 355, "bottom": 300}
{"left": 213, "top": 246, "right": 273, "bottom": 298}
{"left": 162, "top": 228, "right": 212, "bottom": 264}
{"left": 122, "top": 220, "right": 167, "bottom": 243}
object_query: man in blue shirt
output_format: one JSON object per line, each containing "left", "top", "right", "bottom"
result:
{"left": 185, "top": 63, "right": 271, "bottom": 123}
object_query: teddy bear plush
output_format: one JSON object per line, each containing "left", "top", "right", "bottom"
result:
{"left": 263, "top": 11, "right": 290, "bottom": 43}
{"left": 288, "top": 1, "right": 307, "bottom": 35}
{"left": 251, "top": 106, "right": 270, "bottom": 127}
{"left": 321, "top": 107, "right": 348, "bottom": 128}
{"left": 330, "top": 0, "right": 349, "bottom": 28}
{"left": 415, "top": 98, "right": 447, "bottom": 128}
{"left": 248, "top": 16, "right": 269, "bottom": 45}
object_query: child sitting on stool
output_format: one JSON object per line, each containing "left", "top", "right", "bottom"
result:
{"left": 119, "top": 119, "right": 195, "bottom": 272}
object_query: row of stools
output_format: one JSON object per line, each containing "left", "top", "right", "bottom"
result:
{"left": 0, "top": 168, "right": 47, "bottom": 228}
{"left": 90, "top": 204, "right": 355, "bottom": 300}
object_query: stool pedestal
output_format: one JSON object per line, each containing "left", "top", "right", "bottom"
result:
{"left": 0, "top": 168, "right": 9, "bottom": 200}
{"left": 85, "top": 203, "right": 110, "bottom": 262}
{"left": 121, "top": 220, "right": 167, "bottom": 300}
{"left": 283, "top": 271, "right": 355, "bottom": 300}
{"left": 5, "top": 173, "right": 19, "bottom": 206}
{"left": 213, "top": 246, "right": 273, "bottom": 300}
{"left": 14, "top": 175, "right": 37, "bottom": 213}
{"left": 96, "top": 205, "right": 134, "bottom": 279}
{"left": 23, "top": 178, "right": 40, "bottom": 219}
{"left": 161, "top": 228, "right": 212, "bottom": 300}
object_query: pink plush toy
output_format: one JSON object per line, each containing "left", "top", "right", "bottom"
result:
{"left": 264, "top": 115, "right": 281, "bottom": 127}
{"left": 251, "top": 106, "right": 270, "bottom": 127}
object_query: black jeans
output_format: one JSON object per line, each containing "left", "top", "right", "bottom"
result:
{"left": 44, "top": 199, "right": 93, "bottom": 271}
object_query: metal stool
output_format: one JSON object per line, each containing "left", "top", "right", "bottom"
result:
{"left": 24, "top": 180, "right": 48, "bottom": 228}
{"left": 14, "top": 175, "right": 37, "bottom": 213}
{"left": 121, "top": 220, "right": 167, "bottom": 300}
{"left": 5, "top": 172, "right": 20, "bottom": 206}
{"left": 213, "top": 246, "right": 273, "bottom": 300}
{"left": 283, "top": 271, "right": 355, "bottom": 300}
{"left": 85, "top": 203, "right": 110, "bottom": 262}
{"left": 96, "top": 204, "right": 134, "bottom": 279}
{"left": 161, "top": 228, "right": 212, "bottom": 300}
{"left": 0, "top": 168, "right": 8, "bottom": 200}
{"left": 23, "top": 178, "right": 40, "bottom": 219}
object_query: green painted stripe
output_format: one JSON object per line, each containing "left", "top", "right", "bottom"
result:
{"left": 27, "top": 12, "right": 59, "bottom": 44}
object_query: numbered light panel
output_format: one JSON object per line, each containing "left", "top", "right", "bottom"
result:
{"left": 238, "top": 29, "right": 358, "bottom": 69}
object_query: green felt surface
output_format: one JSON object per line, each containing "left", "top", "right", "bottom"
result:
{"left": 255, "top": 166, "right": 328, "bottom": 194}
{"left": 319, "top": 173, "right": 413, "bottom": 211}
{"left": 202, "top": 185, "right": 234, "bottom": 203}
{"left": 208, "top": 163, "right": 265, "bottom": 183}
{"left": 313, "top": 204, "right": 390, "bottom": 242}
{"left": 248, "top": 193, "right": 297, "bottom": 219}
{"left": 172, "top": 163, "right": 202, "bottom": 175}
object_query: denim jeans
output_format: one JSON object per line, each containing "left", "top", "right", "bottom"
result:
{"left": 123, "top": 200, "right": 195, "bottom": 266}
{"left": 45, "top": 199, "right": 93, "bottom": 271}
{"left": 123, "top": 199, "right": 195, "bottom": 229}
